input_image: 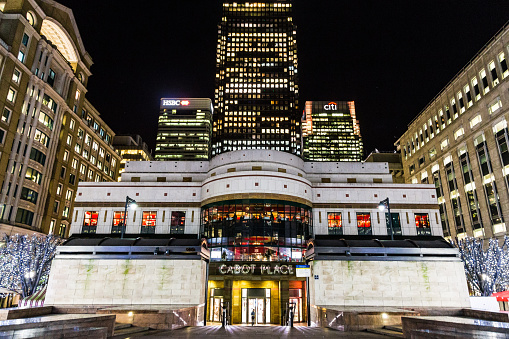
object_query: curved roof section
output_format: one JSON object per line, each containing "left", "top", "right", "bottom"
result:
{"left": 41, "top": 18, "right": 78, "bottom": 63}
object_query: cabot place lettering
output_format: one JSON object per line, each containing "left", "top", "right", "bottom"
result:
{"left": 219, "top": 264, "right": 294, "bottom": 275}
{"left": 323, "top": 101, "right": 337, "bottom": 111}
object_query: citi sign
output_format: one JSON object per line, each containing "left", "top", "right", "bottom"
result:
{"left": 162, "top": 99, "right": 190, "bottom": 106}
{"left": 324, "top": 102, "right": 337, "bottom": 110}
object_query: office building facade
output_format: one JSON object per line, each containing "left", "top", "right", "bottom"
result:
{"left": 396, "top": 23, "right": 509, "bottom": 240}
{"left": 302, "top": 101, "right": 363, "bottom": 161}
{"left": 212, "top": 1, "right": 300, "bottom": 157}
{"left": 113, "top": 134, "right": 153, "bottom": 180}
{"left": 155, "top": 98, "right": 212, "bottom": 161}
{"left": 0, "top": 0, "right": 120, "bottom": 237}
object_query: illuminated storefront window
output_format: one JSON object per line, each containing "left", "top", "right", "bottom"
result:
{"left": 111, "top": 211, "right": 125, "bottom": 234}
{"left": 327, "top": 212, "right": 342, "bottom": 235}
{"left": 82, "top": 211, "right": 98, "bottom": 233}
{"left": 415, "top": 213, "right": 431, "bottom": 236}
{"left": 141, "top": 211, "right": 157, "bottom": 234}
{"left": 356, "top": 213, "right": 371, "bottom": 235}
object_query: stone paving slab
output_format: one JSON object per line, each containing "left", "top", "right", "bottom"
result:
{"left": 126, "top": 325, "right": 385, "bottom": 338}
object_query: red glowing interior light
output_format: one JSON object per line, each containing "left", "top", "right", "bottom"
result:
{"left": 181, "top": 100, "right": 190, "bottom": 106}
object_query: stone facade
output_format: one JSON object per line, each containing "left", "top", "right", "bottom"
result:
{"left": 45, "top": 258, "right": 207, "bottom": 306}
{"left": 309, "top": 260, "right": 470, "bottom": 308}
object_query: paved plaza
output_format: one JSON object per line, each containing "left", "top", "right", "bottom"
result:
{"left": 117, "top": 325, "right": 385, "bottom": 338}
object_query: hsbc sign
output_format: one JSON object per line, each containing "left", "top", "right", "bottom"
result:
{"left": 162, "top": 99, "right": 190, "bottom": 107}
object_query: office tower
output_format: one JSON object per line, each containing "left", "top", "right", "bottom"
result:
{"left": 155, "top": 98, "right": 212, "bottom": 160}
{"left": 396, "top": 23, "right": 509, "bottom": 240}
{"left": 212, "top": 1, "right": 300, "bottom": 157}
{"left": 112, "top": 135, "right": 153, "bottom": 180}
{"left": 0, "top": 0, "right": 120, "bottom": 237}
{"left": 302, "top": 101, "right": 363, "bottom": 161}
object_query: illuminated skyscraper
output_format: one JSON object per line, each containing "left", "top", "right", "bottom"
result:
{"left": 302, "top": 101, "right": 363, "bottom": 161}
{"left": 213, "top": 1, "right": 300, "bottom": 156}
{"left": 155, "top": 98, "right": 212, "bottom": 160}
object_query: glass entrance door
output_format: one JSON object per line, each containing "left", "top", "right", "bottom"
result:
{"left": 241, "top": 288, "right": 271, "bottom": 324}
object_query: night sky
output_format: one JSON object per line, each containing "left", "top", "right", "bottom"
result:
{"left": 58, "top": 0, "right": 509, "bottom": 158}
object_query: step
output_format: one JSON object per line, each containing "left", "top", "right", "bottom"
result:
{"left": 384, "top": 325, "right": 403, "bottom": 332}
{"left": 0, "top": 326, "right": 108, "bottom": 339}
{"left": 113, "top": 326, "right": 151, "bottom": 336}
{"left": 366, "top": 328, "right": 405, "bottom": 338}
{"left": 402, "top": 316, "right": 509, "bottom": 336}
{"left": 411, "top": 328, "right": 509, "bottom": 339}
{"left": 114, "top": 323, "right": 133, "bottom": 330}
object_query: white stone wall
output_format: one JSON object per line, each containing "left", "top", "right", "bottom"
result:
{"left": 45, "top": 258, "right": 207, "bottom": 306}
{"left": 310, "top": 260, "right": 470, "bottom": 308}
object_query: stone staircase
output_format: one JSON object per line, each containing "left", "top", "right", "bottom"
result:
{"left": 366, "top": 325, "right": 404, "bottom": 337}
{"left": 111, "top": 322, "right": 152, "bottom": 338}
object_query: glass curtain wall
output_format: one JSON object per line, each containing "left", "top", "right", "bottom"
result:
{"left": 201, "top": 199, "right": 312, "bottom": 262}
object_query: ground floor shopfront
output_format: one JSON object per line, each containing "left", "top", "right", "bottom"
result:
{"left": 207, "top": 262, "right": 308, "bottom": 325}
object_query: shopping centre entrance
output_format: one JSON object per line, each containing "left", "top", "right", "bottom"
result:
{"left": 207, "top": 262, "right": 308, "bottom": 325}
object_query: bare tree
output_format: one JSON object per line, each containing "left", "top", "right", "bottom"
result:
{"left": 456, "top": 236, "right": 509, "bottom": 296}
{"left": 0, "top": 234, "right": 62, "bottom": 298}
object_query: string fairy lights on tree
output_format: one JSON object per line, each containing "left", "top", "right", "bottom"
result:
{"left": 456, "top": 236, "right": 509, "bottom": 296}
{"left": 0, "top": 234, "right": 62, "bottom": 298}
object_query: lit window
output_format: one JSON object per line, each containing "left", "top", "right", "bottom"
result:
{"left": 71, "top": 158, "right": 78, "bottom": 169}
{"left": 75, "top": 90, "right": 80, "bottom": 100}
{"left": 327, "top": 212, "right": 342, "bottom": 235}
{"left": 12, "top": 69, "right": 21, "bottom": 84}
{"left": 471, "top": 77, "right": 481, "bottom": 101}
{"left": 454, "top": 127, "right": 464, "bottom": 140}
{"left": 489, "top": 98, "right": 502, "bottom": 114}
{"left": 26, "top": 11, "right": 35, "bottom": 26}
{"left": 464, "top": 84, "right": 472, "bottom": 107}
{"left": 499, "top": 52, "right": 508, "bottom": 79}
{"left": 66, "top": 134, "right": 72, "bottom": 145}
{"left": 356, "top": 213, "right": 371, "bottom": 235}
{"left": 70, "top": 119, "right": 75, "bottom": 130}
{"left": 480, "top": 69, "right": 489, "bottom": 94}
{"left": 63, "top": 150, "right": 69, "bottom": 162}
{"left": 489, "top": 61, "right": 499, "bottom": 86}
{"left": 2, "top": 107, "right": 11, "bottom": 123}
{"left": 65, "top": 189, "right": 73, "bottom": 201}
{"left": 56, "top": 184, "right": 62, "bottom": 196}
{"left": 415, "top": 213, "right": 431, "bottom": 236}
{"left": 470, "top": 114, "right": 482, "bottom": 129}
{"left": 7, "top": 87, "right": 16, "bottom": 102}
{"left": 17, "top": 51, "right": 25, "bottom": 63}
{"left": 440, "top": 138, "right": 449, "bottom": 150}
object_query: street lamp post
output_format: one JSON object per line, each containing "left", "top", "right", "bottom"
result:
{"left": 121, "top": 196, "right": 137, "bottom": 239}
{"left": 378, "top": 197, "right": 394, "bottom": 241}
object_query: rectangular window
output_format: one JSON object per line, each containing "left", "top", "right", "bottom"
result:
{"left": 21, "top": 33, "right": 29, "bottom": 46}
{"left": 38, "top": 112, "right": 54, "bottom": 130}
{"left": 82, "top": 211, "right": 98, "bottom": 233}
{"left": 499, "top": 52, "right": 508, "bottom": 79}
{"left": 489, "top": 60, "right": 499, "bottom": 86}
{"left": 457, "top": 91, "right": 465, "bottom": 113}
{"left": 66, "top": 134, "right": 72, "bottom": 145}
{"left": 71, "top": 158, "right": 78, "bottom": 169}
{"left": 170, "top": 211, "right": 186, "bottom": 234}
{"left": 47, "top": 69, "right": 56, "bottom": 87}
{"left": 56, "top": 183, "right": 62, "bottom": 196}
{"left": 7, "top": 87, "right": 16, "bottom": 102}
{"left": 111, "top": 211, "right": 126, "bottom": 233}
{"left": 12, "top": 69, "right": 21, "bottom": 84}
{"left": 471, "top": 77, "right": 481, "bottom": 101}
{"left": 464, "top": 84, "right": 472, "bottom": 107}
{"left": 440, "top": 138, "right": 449, "bottom": 150}
{"left": 470, "top": 114, "right": 482, "bottom": 129}
{"left": 386, "top": 213, "right": 401, "bottom": 236}
{"left": 17, "top": 51, "right": 25, "bottom": 63}
{"left": 63, "top": 150, "right": 69, "bottom": 162}
{"left": 489, "top": 98, "right": 502, "bottom": 114}
{"left": 327, "top": 212, "right": 342, "bottom": 235}
{"left": 70, "top": 119, "right": 75, "bottom": 130}
{"left": 415, "top": 213, "right": 431, "bottom": 236}
{"left": 2, "top": 107, "right": 11, "bottom": 123}
{"left": 454, "top": 127, "right": 464, "bottom": 140}
{"left": 141, "top": 211, "right": 157, "bottom": 234}
{"left": 65, "top": 189, "right": 73, "bottom": 201}
{"left": 20, "top": 187, "right": 38, "bottom": 204}
{"left": 480, "top": 69, "right": 489, "bottom": 94}
{"left": 356, "top": 212, "right": 372, "bottom": 235}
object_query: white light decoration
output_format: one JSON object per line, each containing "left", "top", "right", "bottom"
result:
{"left": 456, "top": 237, "right": 509, "bottom": 296}
{"left": 0, "top": 234, "right": 62, "bottom": 298}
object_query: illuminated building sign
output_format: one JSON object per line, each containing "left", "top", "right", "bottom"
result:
{"left": 218, "top": 263, "right": 295, "bottom": 275}
{"left": 162, "top": 99, "right": 190, "bottom": 107}
{"left": 324, "top": 102, "right": 337, "bottom": 111}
